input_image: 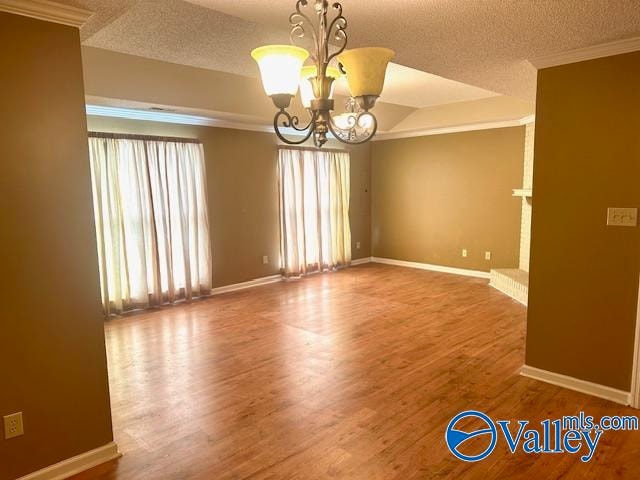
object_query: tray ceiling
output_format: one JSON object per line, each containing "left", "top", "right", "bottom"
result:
{"left": 58, "top": 0, "right": 640, "bottom": 102}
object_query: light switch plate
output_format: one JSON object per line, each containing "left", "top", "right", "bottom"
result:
{"left": 4, "top": 412, "right": 24, "bottom": 439}
{"left": 607, "top": 208, "right": 638, "bottom": 227}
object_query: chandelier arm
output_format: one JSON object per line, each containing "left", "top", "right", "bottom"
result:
{"left": 285, "top": 111, "right": 313, "bottom": 132}
{"left": 329, "top": 109, "right": 356, "bottom": 129}
{"left": 274, "top": 109, "right": 316, "bottom": 145}
{"left": 256, "top": 0, "right": 385, "bottom": 147}
{"left": 327, "top": 111, "right": 378, "bottom": 145}
{"left": 325, "top": 4, "right": 348, "bottom": 64}
{"left": 290, "top": 0, "right": 319, "bottom": 62}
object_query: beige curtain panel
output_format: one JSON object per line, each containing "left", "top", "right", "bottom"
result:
{"left": 88, "top": 135, "right": 212, "bottom": 315}
{"left": 278, "top": 148, "right": 351, "bottom": 277}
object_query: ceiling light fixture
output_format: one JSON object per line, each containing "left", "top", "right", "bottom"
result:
{"left": 251, "top": 0, "right": 394, "bottom": 147}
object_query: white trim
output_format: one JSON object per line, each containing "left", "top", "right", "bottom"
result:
{"left": 489, "top": 269, "right": 528, "bottom": 306}
{"left": 86, "top": 106, "right": 537, "bottom": 141}
{"left": 0, "top": 0, "right": 92, "bottom": 28}
{"left": 371, "top": 257, "right": 490, "bottom": 279}
{"left": 521, "top": 365, "right": 631, "bottom": 406}
{"left": 519, "top": 114, "right": 536, "bottom": 125}
{"left": 86, "top": 105, "right": 324, "bottom": 138}
{"left": 198, "top": 261, "right": 381, "bottom": 297}
{"left": 209, "top": 261, "right": 374, "bottom": 293}
{"left": 512, "top": 188, "right": 533, "bottom": 198}
{"left": 351, "top": 257, "right": 373, "bottom": 266}
{"left": 529, "top": 36, "right": 640, "bottom": 70}
{"left": 631, "top": 278, "right": 640, "bottom": 409}
{"left": 210, "top": 274, "right": 283, "bottom": 295}
{"left": 373, "top": 115, "right": 534, "bottom": 141}
{"left": 17, "top": 442, "right": 120, "bottom": 480}
{"left": 87, "top": 105, "right": 273, "bottom": 134}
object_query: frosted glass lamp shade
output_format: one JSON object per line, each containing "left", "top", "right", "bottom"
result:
{"left": 337, "top": 47, "right": 395, "bottom": 97}
{"left": 251, "top": 45, "right": 310, "bottom": 96}
{"left": 299, "top": 66, "right": 342, "bottom": 108}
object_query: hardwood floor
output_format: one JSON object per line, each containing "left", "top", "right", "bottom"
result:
{"left": 72, "top": 264, "right": 640, "bottom": 480}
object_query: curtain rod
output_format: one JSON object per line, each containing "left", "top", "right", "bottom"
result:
{"left": 277, "top": 145, "right": 349, "bottom": 154}
{"left": 89, "top": 132, "right": 202, "bottom": 144}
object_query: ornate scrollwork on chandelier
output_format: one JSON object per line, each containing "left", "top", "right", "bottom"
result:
{"left": 252, "top": 0, "right": 394, "bottom": 147}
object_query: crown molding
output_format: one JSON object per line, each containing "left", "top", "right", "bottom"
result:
{"left": 85, "top": 105, "right": 314, "bottom": 138}
{"left": 372, "top": 115, "right": 534, "bottom": 142}
{"left": 519, "top": 114, "right": 535, "bottom": 125}
{"left": 0, "top": 0, "right": 93, "bottom": 28}
{"left": 529, "top": 36, "right": 640, "bottom": 70}
{"left": 86, "top": 105, "right": 273, "bottom": 132}
{"left": 87, "top": 105, "right": 536, "bottom": 142}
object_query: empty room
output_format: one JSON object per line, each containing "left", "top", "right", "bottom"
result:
{"left": 1, "top": 1, "right": 640, "bottom": 479}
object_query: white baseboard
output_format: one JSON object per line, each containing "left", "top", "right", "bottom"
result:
{"left": 351, "top": 257, "right": 373, "bottom": 266}
{"left": 210, "top": 260, "right": 377, "bottom": 294}
{"left": 370, "top": 257, "right": 490, "bottom": 279}
{"left": 18, "top": 442, "right": 120, "bottom": 480}
{"left": 489, "top": 279, "right": 528, "bottom": 305}
{"left": 489, "top": 269, "right": 528, "bottom": 306}
{"left": 210, "top": 274, "right": 283, "bottom": 295}
{"left": 207, "top": 257, "right": 486, "bottom": 296}
{"left": 521, "top": 365, "right": 631, "bottom": 406}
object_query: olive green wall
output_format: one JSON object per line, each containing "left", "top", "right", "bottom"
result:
{"left": 526, "top": 51, "right": 640, "bottom": 391}
{"left": 86, "top": 116, "right": 372, "bottom": 287}
{"left": 371, "top": 127, "right": 525, "bottom": 271}
{"left": 0, "top": 13, "right": 113, "bottom": 479}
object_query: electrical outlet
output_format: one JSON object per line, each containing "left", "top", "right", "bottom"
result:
{"left": 356, "top": 241, "right": 361, "bottom": 250}
{"left": 4, "top": 412, "right": 24, "bottom": 439}
{"left": 485, "top": 251, "right": 491, "bottom": 260}
{"left": 262, "top": 255, "right": 269, "bottom": 265}
{"left": 462, "top": 249, "right": 468, "bottom": 258}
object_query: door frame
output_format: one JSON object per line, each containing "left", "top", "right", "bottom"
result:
{"left": 631, "top": 278, "right": 640, "bottom": 408}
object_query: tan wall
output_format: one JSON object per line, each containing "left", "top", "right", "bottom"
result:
{"left": 0, "top": 13, "right": 113, "bottom": 479}
{"left": 86, "top": 116, "right": 372, "bottom": 287}
{"left": 389, "top": 96, "right": 534, "bottom": 134}
{"left": 82, "top": 46, "right": 286, "bottom": 123}
{"left": 82, "top": 46, "right": 414, "bottom": 133}
{"left": 371, "top": 127, "right": 525, "bottom": 271}
{"left": 526, "top": 52, "right": 640, "bottom": 391}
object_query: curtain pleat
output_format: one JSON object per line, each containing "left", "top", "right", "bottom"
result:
{"left": 89, "top": 137, "right": 212, "bottom": 315}
{"left": 278, "top": 148, "right": 351, "bottom": 277}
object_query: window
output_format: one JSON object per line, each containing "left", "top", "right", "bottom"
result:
{"left": 278, "top": 147, "right": 351, "bottom": 276}
{"left": 88, "top": 133, "right": 212, "bottom": 315}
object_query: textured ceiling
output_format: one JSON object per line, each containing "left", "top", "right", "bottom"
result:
{"left": 59, "top": 0, "right": 640, "bottom": 102}
{"left": 65, "top": 0, "right": 287, "bottom": 75}
{"left": 346, "top": 63, "right": 498, "bottom": 109}
{"left": 186, "top": 0, "right": 640, "bottom": 100}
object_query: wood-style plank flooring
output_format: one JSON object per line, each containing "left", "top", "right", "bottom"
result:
{"left": 72, "top": 264, "right": 640, "bottom": 479}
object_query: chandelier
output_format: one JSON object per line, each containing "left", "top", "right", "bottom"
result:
{"left": 251, "top": 0, "right": 394, "bottom": 147}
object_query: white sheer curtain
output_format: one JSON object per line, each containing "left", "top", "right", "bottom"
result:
{"left": 88, "top": 134, "right": 212, "bottom": 315}
{"left": 278, "top": 148, "right": 351, "bottom": 277}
